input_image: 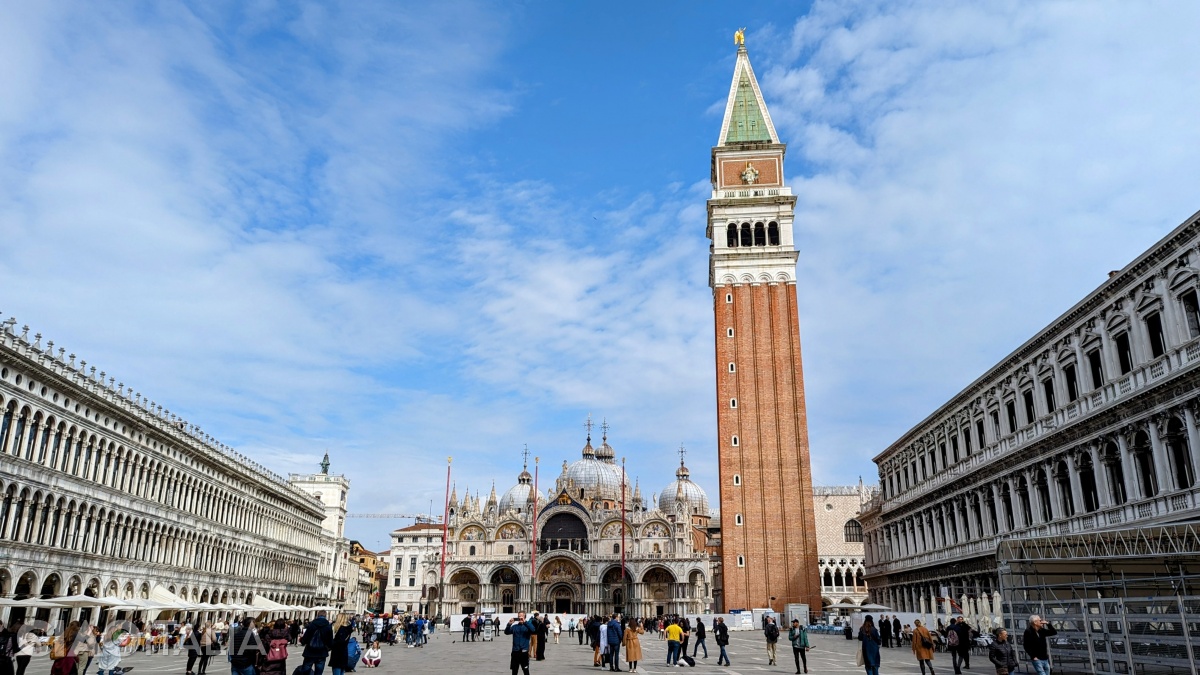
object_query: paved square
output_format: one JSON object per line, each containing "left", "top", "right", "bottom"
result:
{"left": 90, "top": 630, "right": 978, "bottom": 675}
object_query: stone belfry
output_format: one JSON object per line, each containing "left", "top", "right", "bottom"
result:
{"left": 707, "top": 33, "right": 821, "bottom": 613}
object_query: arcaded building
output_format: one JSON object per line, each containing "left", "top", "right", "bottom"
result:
{"left": 707, "top": 38, "right": 821, "bottom": 613}
{"left": 0, "top": 319, "right": 324, "bottom": 623}
{"left": 862, "top": 209, "right": 1200, "bottom": 672}
{"left": 814, "top": 484, "right": 875, "bottom": 609}
{"left": 434, "top": 427, "right": 716, "bottom": 618}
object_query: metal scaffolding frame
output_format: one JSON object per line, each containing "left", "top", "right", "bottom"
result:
{"left": 997, "top": 522, "right": 1200, "bottom": 674}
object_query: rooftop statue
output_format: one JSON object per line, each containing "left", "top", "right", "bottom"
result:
{"left": 734, "top": 27, "right": 745, "bottom": 47}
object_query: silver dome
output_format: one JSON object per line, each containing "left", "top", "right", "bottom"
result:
{"left": 499, "top": 469, "right": 543, "bottom": 513}
{"left": 660, "top": 464, "right": 710, "bottom": 515}
{"left": 563, "top": 457, "right": 625, "bottom": 496}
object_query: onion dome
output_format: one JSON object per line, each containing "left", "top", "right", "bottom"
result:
{"left": 562, "top": 428, "right": 626, "bottom": 499}
{"left": 660, "top": 459, "right": 710, "bottom": 516}
{"left": 499, "top": 461, "right": 544, "bottom": 513}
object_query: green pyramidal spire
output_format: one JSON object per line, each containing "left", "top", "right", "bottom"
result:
{"left": 719, "top": 45, "right": 780, "bottom": 146}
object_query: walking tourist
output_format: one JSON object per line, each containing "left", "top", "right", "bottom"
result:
{"left": 328, "top": 619, "right": 353, "bottom": 675}
{"left": 528, "top": 613, "right": 540, "bottom": 660}
{"left": 505, "top": 613, "right": 535, "bottom": 675}
{"left": 880, "top": 614, "right": 892, "bottom": 648}
{"left": 49, "top": 621, "right": 80, "bottom": 675}
{"left": 300, "top": 611, "right": 335, "bottom": 675}
{"left": 691, "top": 618, "right": 707, "bottom": 659}
{"left": 568, "top": 618, "right": 576, "bottom": 639}
{"left": 605, "top": 614, "right": 623, "bottom": 672}
{"left": 664, "top": 619, "right": 683, "bottom": 667}
{"left": 535, "top": 613, "right": 549, "bottom": 661}
{"left": 588, "top": 616, "right": 602, "bottom": 667}
{"left": 229, "top": 617, "right": 264, "bottom": 675}
{"left": 763, "top": 616, "right": 781, "bottom": 666}
{"left": 678, "top": 617, "right": 690, "bottom": 663}
{"left": 858, "top": 615, "right": 882, "bottom": 675}
{"left": 988, "top": 629, "right": 1018, "bottom": 675}
{"left": 713, "top": 617, "right": 730, "bottom": 667}
{"left": 259, "top": 619, "right": 290, "bottom": 675}
{"left": 1022, "top": 615, "right": 1057, "bottom": 675}
{"left": 911, "top": 619, "right": 936, "bottom": 675}
{"left": 788, "top": 619, "right": 810, "bottom": 674}
{"left": 598, "top": 618, "right": 610, "bottom": 668}
{"left": 948, "top": 617, "right": 973, "bottom": 674}
{"left": 94, "top": 628, "right": 128, "bottom": 675}
{"left": 622, "top": 619, "right": 643, "bottom": 673}
{"left": 15, "top": 620, "right": 36, "bottom": 675}
{"left": 553, "top": 617, "right": 562, "bottom": 644}
{"left": 893, "top": 616, "right": 902, "bottom": 647}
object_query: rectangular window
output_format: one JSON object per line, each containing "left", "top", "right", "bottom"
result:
{"left": 1183, "top": 290, "right": 1200, "bottom": 339}
{"left": 1042, "top": 378, "right": 1056, "bottom": 412}
{"left": 951, "top": 436, "right": 960, "bottom": 463}
{"left": 1115, "top": 332, "right": 1133, "bottom": 374}
{"left": 408, "top": 578, "right": 416, "bottom": 587}
{"left": 1023, "top": 389, "right": 1036, "bottom": 423}
{"left": 963, "top": 427, "right": 972, "bottom": 455}
{"left": 1087, "top": 348, "right": 1104, "bottom": 389}
{"left": 1005, "top": 400, "right": 1018, "bottom": 434}
{"left": 989, "top": 411, "right": 1000, "bottom": 439}
{"left": 1146, "top": 312, "right": 1166, "bottom": 358}
{"left": 409, "top": 557, "right": 417, "bottom": 572}
{"left": 1064, "top": 364, "right": 1079, "bottom": 402}
{"left": 939, "top": 443, "right": 948, "bottom": 467}
{"left": 976, "top": 420, "right": 986, "bottom": 449}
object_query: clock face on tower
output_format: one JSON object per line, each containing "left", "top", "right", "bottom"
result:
{"left": 741, "top": 162, "right": 760, "bottom": 185}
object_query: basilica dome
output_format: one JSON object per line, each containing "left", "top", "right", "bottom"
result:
{"left": 659, "top": 462, "right": 710, "bottom": 516}
{"left": 559, "top": 435, "right": 630, "bottom": 502}
{"left": 499, "top": 468, "right": 544, "bottom": 513}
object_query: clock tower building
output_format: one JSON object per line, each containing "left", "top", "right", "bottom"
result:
{"left": 707, "top": 40, "right": 821, "bottom": 614}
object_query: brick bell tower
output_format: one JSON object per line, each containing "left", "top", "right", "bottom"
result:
{"left": 708, "top": 37, "right": 821, "bottom": 614}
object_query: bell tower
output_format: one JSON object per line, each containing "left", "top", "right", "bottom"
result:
{"left": 708, "top": 36, "right": 821, "bottom": 613}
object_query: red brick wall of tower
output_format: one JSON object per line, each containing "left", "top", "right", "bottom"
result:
{"left": 714, "top": 279, "right": 821, "bottom": 613}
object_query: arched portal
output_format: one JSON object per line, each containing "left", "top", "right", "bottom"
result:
{"left": 539, "top": 512, "right": 589, "bottom": 552}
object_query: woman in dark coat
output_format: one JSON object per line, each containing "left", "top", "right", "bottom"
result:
{"left": 258, "top": 619, "right": 291, "bottom": 675}
{"left": 858, "top": 615, "right": 882, "bottom": 675}
{"left": 327, "top": 623, "right": 353, "bottom": 675}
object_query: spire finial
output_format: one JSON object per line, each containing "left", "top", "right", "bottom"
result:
{"left": 678, "top": 444, "right": 687, "bottom": 467}
{"left": 522, "top": 444, "right": 530, "bottom": 471}
{"left": 601, "top": 418, "right": 610, "bottom": 442}
{"left": 584, "top": 414, "right": 594, "bottom": 442}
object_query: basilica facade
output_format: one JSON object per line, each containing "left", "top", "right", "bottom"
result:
{"left": 434, "top": 429, "right": 716, "bottom": 619}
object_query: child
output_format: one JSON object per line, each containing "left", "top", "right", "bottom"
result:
{"left": 361, "top": 642, "right": 381, "bottom": 668}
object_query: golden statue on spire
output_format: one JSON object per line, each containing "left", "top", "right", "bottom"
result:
{"left": 734, "top": 27, "right": 746, "bottom": 47}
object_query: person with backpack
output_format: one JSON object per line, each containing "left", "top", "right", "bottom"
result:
{"left": 300, "top": 611, "right": 335, "bottom": 675}
{"left": 258, "top": 619, "right": 290, "bottom": 675}
{"left": 948, "top": 618, "right": 973, "bottom": 675}
{"left": 763, "top": 616, "right": 781, "bottom": 666}
{"left": 713, "top": 618, "right": 731, "bottom": 667}
{"left": 229, "top": 617, "right": 265, "bottom": 675}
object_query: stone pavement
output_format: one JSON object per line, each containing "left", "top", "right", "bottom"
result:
{"left": 61, "top": 630, "right": 974, "bottom": 675}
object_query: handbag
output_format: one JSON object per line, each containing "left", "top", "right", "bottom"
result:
{"left": 922, "top": 635, "right": 934, "bottom": 649}
{"left": 855, "top": 645, "right": 865, "bottom": 666}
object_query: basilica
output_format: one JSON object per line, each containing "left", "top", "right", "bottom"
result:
{"left": 433, "top": 425, "right": 717, "bottom": 618}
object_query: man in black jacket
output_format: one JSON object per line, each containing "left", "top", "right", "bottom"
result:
{"left": 535, "top": 613, "right": 549, "bottom": 661}
{"left": 880, "top": 615, "right": 893, "bottom": 648}
{"left": 692, "top": 618, "right": 708, "bottom": 659}
{"left": 300, "top": 612, "right": 335, "bottom": 675}
{"left": 1022, "top": 615, "right": 1057, "bottom": 675}
{"left": 713, "top": 618, "right": 730, "bottom": 667}
{"left": 230, "top": 617, "right": 266, "bottom": 675}
{"left": 949, "top": 617, "right": 973, "bottom": 674}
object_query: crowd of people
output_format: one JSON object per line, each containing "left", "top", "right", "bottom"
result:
{"left": 856, "top": 613, "right": 1060, "bottom": 675}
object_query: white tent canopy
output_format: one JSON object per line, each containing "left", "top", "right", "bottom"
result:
{"left": 251, "top": 597, "right": 287, "bottom": 612}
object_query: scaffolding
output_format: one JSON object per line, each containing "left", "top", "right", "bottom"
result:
{"left": 997, "top": 522, "right": 1200, "bottom": 674}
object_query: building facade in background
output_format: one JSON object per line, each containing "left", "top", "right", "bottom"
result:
{"left": 431, "top": 430, "right": 716, "bottom": 618}
{"left": 707, "top": 39, "right": 821, "bottom": 613}
{"left": 814, "top": 484, "right": 875, "bottom": 610}
{"left": 383, "top": 522, "right": 443, "bottom": 615}
{"left": 0, "top": 321, "right": 324, "bottom": 623}
{"left": 862, "top": 209, "right": 1200, "bottom": 636}
{"left": 289, "top": 458, "right": 357, "bottom": 612}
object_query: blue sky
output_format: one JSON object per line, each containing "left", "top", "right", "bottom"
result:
{"left": 1, "top": 1, "right": 1199, "bottom": 551}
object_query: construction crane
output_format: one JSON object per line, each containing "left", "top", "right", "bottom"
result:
{"left": 346, "top": 513, "right": 443, "bottom": 523}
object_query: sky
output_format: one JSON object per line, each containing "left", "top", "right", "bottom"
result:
{"left": 1, "top": 1, "right": 1198, "bottom": 551}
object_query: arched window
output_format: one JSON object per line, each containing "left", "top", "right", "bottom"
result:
{"left": 613, "top": 543, "right": 620, "bottom": 554}
{"left": 507, "top": 544, "right": 514, "bottom": 555}
{"left": 740, "top": 223, "right": 752, "bottom": 247}
{"left": 768, "top": 222, "right": 780, "bottom": 245}
{"left": 843, "top": 519, "right": 863, "bottom": 543}
{"left": 753, "top": 223, "right": 765, "bottom": 246}
{"left": 727, "top": 224, "right": 738, "bottom": 248}
{"left": 468, "top": 545, "right": 476, "bottom": 556}
{"left": 823, "top": 569, "right": 833, "bottom": 587}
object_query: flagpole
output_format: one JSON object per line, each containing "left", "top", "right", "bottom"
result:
{"left": 440, "top": 457, "right": 451, "bottom": 621}
{"left": 531, "top": 456, "right": 539, "bottom": 614}
{"left": 620, "top": 457, "right": 627, "bottom": 584}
